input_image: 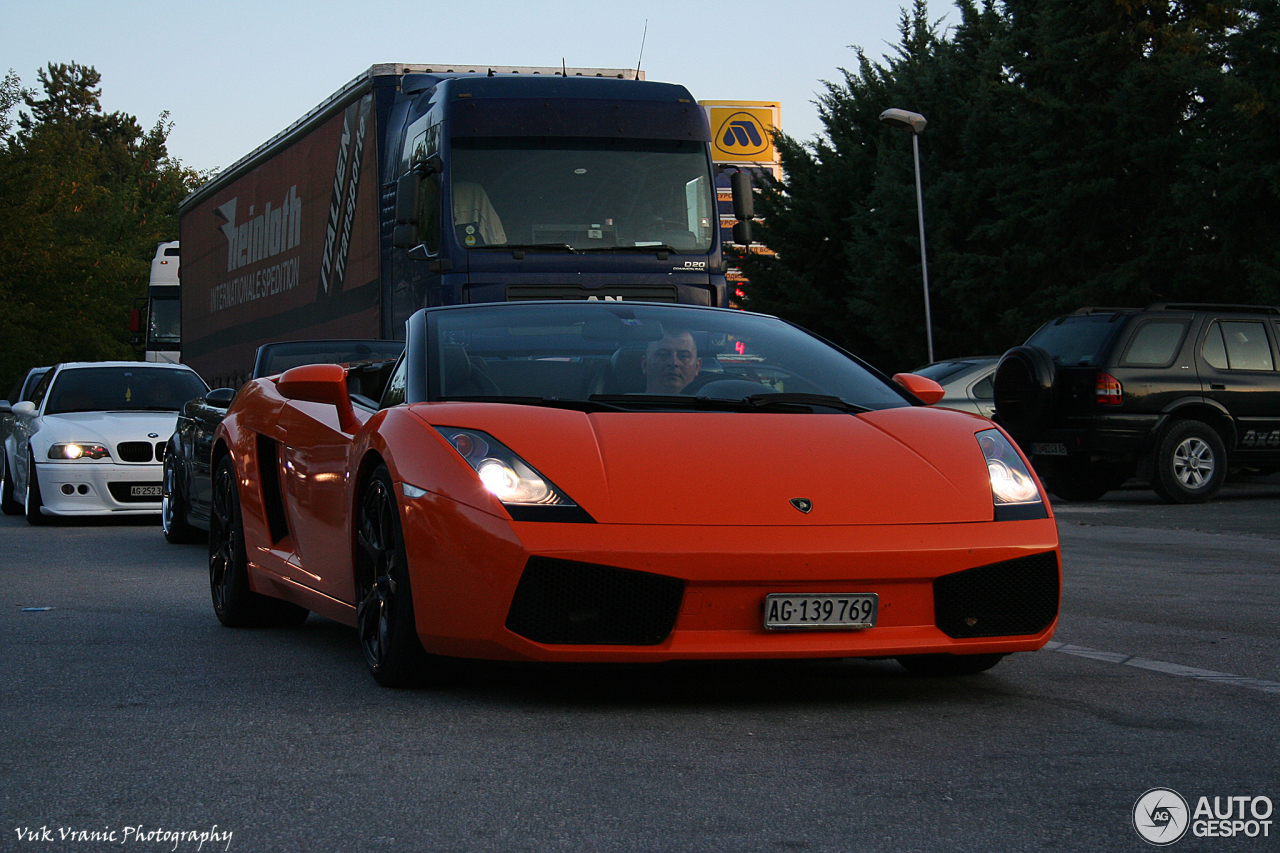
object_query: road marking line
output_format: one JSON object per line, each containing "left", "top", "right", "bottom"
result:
{"left": 1045, "top": 642, "right": 1280, "bottom": 695}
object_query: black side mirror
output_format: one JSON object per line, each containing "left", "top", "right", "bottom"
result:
{"left": 205, "top": 387, "right": 236, "bottom": 409}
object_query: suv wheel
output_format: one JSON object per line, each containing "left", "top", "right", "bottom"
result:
{"left": 993, "top": 346, "right": 1057, "bottom": 434}
{"left": 1151, "top": 420, "right": 1226, "bottom": 504}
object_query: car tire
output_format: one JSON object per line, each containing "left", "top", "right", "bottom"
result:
{"left": 24, "top": 449, "right": 50, "bottom": 526}
{"left": 355, "top": 463, "right": 435, "bottom": 687}
{"left": 209, "top": 455, "right": 309, "bottom": 628}
{"left": 896, "top": 653, "right": 1006, "bottom": 676}
{"left": 992, "top": 346, "right": 1056, "bottom": 435}
{"left": 1151, "top": 420, "right": 1226, "bottom": 504}
{"left": 162, "top": 453, "right": 204, "bottom": 544}
{"left": 0, "top": 449, "right": 22, "bottom": 515}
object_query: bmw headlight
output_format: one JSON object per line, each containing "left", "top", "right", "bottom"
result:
{"left": 48, "top": 442, "right": 110, "bottom": 460}
{"left": 435, "top": 428, "right": 591, "bottom": 522}
{"left": 977, "top": 429, "right": 1047, "bottom": 520}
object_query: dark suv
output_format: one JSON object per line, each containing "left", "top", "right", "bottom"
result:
{"left": 993, "top": 304, "right": 1280, "bottom": 503}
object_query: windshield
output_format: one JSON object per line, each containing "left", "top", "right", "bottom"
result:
{"left": 425, "top": 303, "right": 910, "bottom": 411}
{"left": 449, "top": 137, "right": 715, "bottom": 252}
{"left": 46, "top": 367, "right": 208, "bottom": 414}
{"left": 148, "top": 292, "right": 181, "bottom": 346}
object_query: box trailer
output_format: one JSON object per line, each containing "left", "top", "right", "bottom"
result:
{"left": 178, "top": 63, "right": 751, "bottom": 387}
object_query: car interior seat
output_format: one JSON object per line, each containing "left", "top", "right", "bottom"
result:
{"left": 440, "top": 346, "right": 501, "bottom": 397}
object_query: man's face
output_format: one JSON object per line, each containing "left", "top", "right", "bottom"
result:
{"left": 642, "top": 332, "right": 701, "bottom": 393}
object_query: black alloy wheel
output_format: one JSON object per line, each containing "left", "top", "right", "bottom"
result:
{"left": 208, "top": 454, "right": 307, "bottom": 628}
{"left": 162, "top": 453, "right": 203, "bottom": 544}
{"left": 354, "top": 463, "right": 433, "bottom": 687}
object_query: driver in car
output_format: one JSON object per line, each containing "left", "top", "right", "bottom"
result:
{"left": 641, "top": 330, "right": 702, "bottom": 394}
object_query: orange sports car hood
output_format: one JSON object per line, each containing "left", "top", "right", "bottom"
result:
{"left": 419, "top": 403, "right": 1000, "bottom": 525}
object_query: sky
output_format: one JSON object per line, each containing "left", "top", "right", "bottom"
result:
{"left": 3, "top": 0, "right": 956, "bottom": 175}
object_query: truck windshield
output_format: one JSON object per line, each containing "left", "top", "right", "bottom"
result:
{"left": 449, "top": 137, "right": 715, "bottom": 252}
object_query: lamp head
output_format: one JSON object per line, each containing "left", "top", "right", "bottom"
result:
{"left": 879, "top": 108, "right": 927, "bottom": 134}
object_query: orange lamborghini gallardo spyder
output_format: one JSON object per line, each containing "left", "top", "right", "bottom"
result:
{"left": 210, "top": 301, "right": 1059, "bottom": 686}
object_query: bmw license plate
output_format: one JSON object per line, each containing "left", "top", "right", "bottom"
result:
{"left": 131, "top": 485, "right": 163, "bottom": 498}
{"left": 1032, "top": 442, "right": 1068, "bottom": 456}
{"left": 764, "top": 594, "right": 878, "bottom": 630}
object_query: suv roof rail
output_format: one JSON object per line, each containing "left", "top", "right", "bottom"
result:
{"left": 1067, "top": 307, "right": 1134, "bottom": 316}
{"left": 1144, "top": 303, "right": 1280, "bottom": 315}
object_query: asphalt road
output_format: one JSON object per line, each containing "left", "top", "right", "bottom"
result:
{"left": 2, "top": 476, "right": 1277, "bottom": 852}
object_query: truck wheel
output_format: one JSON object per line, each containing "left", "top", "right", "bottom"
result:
{"left": 992, "top": 346, "right": 1056, "bottom": 435}
{"left": 1151, "top": 420, "right": 1226, "bottom": 504}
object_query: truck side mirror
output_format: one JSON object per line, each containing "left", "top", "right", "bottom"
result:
{"left": 730, "top": 170, "right": 754, "bottom": 221}
{"left": 729, "top": 170, "right": 755, "bottom": 246}
{"left": 393, "top": 173, "right": 421, "bottom": 249}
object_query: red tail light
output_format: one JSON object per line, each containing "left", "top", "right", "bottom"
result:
{"left": 1096, "top": 372, "right": 1122, "bottom": 405}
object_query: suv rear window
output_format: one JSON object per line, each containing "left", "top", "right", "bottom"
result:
{"left": 1026, "top": 314, "right": 1123, "bottom": 367}
{"left": 1120, "top": 320, "right": 1188, "bottom": 367}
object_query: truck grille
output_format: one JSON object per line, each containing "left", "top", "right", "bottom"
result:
{"left": 934, "top": 552, "right": 1059, "bottom": 638}
{"left": 506, "top": 284, "right": 678, "bottom": 303}
{"left": 505, "top": 557, "right": 684, "bottom": 645}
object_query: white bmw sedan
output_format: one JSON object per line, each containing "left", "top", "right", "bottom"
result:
{"left": 8, "top": 362, "right": 208, "bottom": 524}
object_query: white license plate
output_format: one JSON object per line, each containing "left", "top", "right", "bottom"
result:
{"left": 1032, "top": 442, "right": 1068, "bottom": 456}
{"left": 764, "top": 594, "right": 878, "bottom": 630}
{"left": 131, "top": 485, "right": 163, "bottom": 497}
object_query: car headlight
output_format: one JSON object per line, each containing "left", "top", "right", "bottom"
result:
{"left": 977, "top": 429, "right": 1046, "bottom": 520}
{"left": 48, "top": 442, "right": 110, "bottom": 460}
{"left": 434, "top": 428, "right": 593, "bottom": 523}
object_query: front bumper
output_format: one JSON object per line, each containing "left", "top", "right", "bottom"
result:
{"left": 33, "top": 460, "right": 163, "bottom": 516}
{"left": 399, "top": 492, "right": 1061, "bottom": 664}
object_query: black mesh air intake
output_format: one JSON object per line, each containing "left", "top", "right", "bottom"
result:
{"left": 505, "top": 557, "right": 684, "bottom": 646}
{"left": 934, "top": 551, "right": 1059, "bottom": 638}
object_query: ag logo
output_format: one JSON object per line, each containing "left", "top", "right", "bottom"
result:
{"left": 715, "top": 111, "right": 770, "bottom": 157}
{"left": 1133, "top": 788, "right": 1190, "bottom": 846}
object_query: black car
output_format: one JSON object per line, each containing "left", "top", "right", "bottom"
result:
{"left": 162, "top": 340, "right": 405, "bottom": 543}
{"left": 992, "top": 303, "right": 1280, "bottom": 503}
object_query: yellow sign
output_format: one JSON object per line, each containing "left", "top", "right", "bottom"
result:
{"left": 701, "top": 101, "right": 780, "bottom": 166}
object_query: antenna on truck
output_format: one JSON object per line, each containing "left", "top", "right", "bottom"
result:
{"left": 634, "top": 19, "right": 647, "bottom": 80}
{"left": 562, "top": 58, "right": 568, "bottom": 77}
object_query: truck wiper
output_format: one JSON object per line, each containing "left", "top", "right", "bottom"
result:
{"left": 576, "top": 244, "right": 679, "bottom": 255}
{"left": 470, "top": 243, "right": 576, "bottom": 255}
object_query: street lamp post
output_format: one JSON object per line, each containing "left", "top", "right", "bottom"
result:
{"left": 879, "top": 108, "right": 934, "bottom": 364}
